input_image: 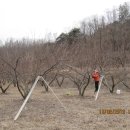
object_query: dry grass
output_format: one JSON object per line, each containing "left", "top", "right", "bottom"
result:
{"left": 0, "top": 84, "right": 130, "bottom": 130}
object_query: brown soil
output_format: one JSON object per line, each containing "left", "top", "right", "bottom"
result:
{"left": 0, "top": 85, "right": 130, "bottom": 130}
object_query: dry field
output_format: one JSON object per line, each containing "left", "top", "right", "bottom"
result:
{"left": 0, "top": 83, "right": 130, "bottom": 130}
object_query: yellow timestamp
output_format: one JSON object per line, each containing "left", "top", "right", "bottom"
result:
{"left": 99, "top": 109, "right": 130, "bottom": 114}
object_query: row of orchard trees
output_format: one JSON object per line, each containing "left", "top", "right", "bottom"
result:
{"left": 0, "top": 2, "right": 130, "bottom": 98}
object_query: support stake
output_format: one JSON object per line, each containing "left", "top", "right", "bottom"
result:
{"left": 95, "top": 76, "right": 104, "bottom": 101}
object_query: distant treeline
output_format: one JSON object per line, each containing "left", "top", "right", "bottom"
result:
{"left": 0, "top": 2, "right": 130, "bottom": 77}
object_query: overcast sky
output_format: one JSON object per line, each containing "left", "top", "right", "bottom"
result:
{"left": 0, "top": 0, "right": 128, "bottom": 42}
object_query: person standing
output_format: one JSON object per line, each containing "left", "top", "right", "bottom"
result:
{"left": 92, "top": 69, "right": 100, "bottom": 96}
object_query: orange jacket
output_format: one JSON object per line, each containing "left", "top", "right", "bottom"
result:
{"left": 92, "top": 71, "right": 100, "bottom": 81}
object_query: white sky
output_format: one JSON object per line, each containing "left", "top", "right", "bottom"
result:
{"left": 0, "top": 0, "right": 128, "bottom": 42}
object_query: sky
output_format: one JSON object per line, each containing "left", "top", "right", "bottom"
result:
{"left": 0, "top": 0, "right": 128, "bottom": 42}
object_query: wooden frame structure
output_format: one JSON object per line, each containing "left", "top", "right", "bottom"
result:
{"left": 14, "top": 76, "right": 67, "bottom": 121}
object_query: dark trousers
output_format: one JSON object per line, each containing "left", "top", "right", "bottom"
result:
{"left": 95, "top": 81, "right": 99, "bottom": 92}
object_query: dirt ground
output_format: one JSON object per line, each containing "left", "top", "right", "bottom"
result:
{"left": 0, "top": 84, "right": 130, "bottom": 130}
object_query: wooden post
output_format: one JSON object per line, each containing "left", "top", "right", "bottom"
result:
{"left": 14, "top": 76, "right": 40, "bottom": 120}
{"left": 95, "top": 76, "right": 104, "bottom": 101}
